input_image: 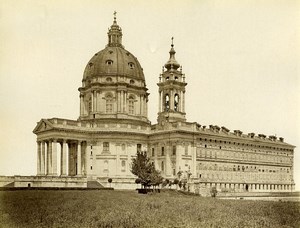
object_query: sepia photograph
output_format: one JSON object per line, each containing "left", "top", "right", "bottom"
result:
{"left": 0, "top": 0, "right": 299, "bottom": 227}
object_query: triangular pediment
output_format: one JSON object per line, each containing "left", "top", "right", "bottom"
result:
{"left": 33, "top": 119, "right": 54, "bottom": 134}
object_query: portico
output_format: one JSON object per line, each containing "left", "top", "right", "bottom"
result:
{"left": 36, "top": 139, "right": 88, "bottom": 177}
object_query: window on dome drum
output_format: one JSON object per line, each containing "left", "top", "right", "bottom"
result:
{"left": 129, "top": 96, "right": 135, "bottom": 114}
{"left": 165, "top": 94, "right": 170, "bottom": 111}
{"left": 130, "top": 79, "right": 135, "bottom": 84}
{"left": 103, "top": 142, "right": 109, "bottom": 153}
{"left": 174, "top": 94, "right": 179, "bottom": 111}
{"left": 106, "top": 77, "right": 112, "bottom": 82}
{"left": 161, "top": 147, "right": 165, "bottom": 156}
{"left": 128, "top": 62, "right": 135, "bottom": 69}
{"left": 166, "top": 77, "right": 169, "bottom": 81}
{"left": 172, "top": 145, "right": 176, "bottom": 155}
{"left": 106, "top": 60, "right": 113, "bottom": 65}
{"left": 105, "top": 95, "right": 113, "bottom": 113}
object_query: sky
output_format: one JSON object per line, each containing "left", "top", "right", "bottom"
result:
{"left": 0, "top": 0, "right": 299, "bottom": 189}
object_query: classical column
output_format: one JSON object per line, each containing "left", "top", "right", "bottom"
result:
{"left": 61, "top": 140, "right": 68, "bottom": 176}
{"left": 41, "top": 141, "right": 46, "bottom": 175}
{"left": 94, "top": 91, "right": 97, "bottom": 112}
{"left": 143, "top": 96, "right": 147, "bottom": 116}
{"left": 117, "top": 91, "right": 121, "bottom": 112}
{"left": 124, "top": 91, "right": 127, "bottom": 113}
{"left": 52, "top": 139, "right": 58, "bottom": 176}
{"left": 120, "top": 91, "right": 123, "bottom": 113}
{"left": 36, "top": 141, "right": 41, "bottom": 175}
{"left": 77, "top": 141, "right": 82, "bottom": 176}
{"left": 47, "top": 141, "right": 52, "bottom": 175}
{"left": 91, "top": 91, "right": 94, "bottom": 112}
{"left": 140, "top": 95, "right": 143, "bottom": 115}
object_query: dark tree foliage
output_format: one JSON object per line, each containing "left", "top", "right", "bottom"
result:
{"left": 131, "top": 151, "right": 163, "bottom": 188}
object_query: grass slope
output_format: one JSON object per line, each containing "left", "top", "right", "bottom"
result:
{"left": 0, "top": 190, "right": 299, "bottom": 228}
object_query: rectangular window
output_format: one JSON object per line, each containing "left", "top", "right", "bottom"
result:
{"left": 185, "top": 145, "right": 188, "bottom": 155}
{"left": 173, "top": 169, "right": 176, "bottom": 176}
{"left": 172, "top": 145, "right": 176, "bottom": 155}
{"left": 137, "top": 144, "right": 142, "bottom": 153}
{"left": 161, "top": 147, "right": 164, "bottom": 156}
{"left": 121, "top": 160, "right": 126, "bottom": 172}
{"left": 103, "top": 142, "right": 109, "bottom": 152}
{"left": 152, "top": 148, "right": 155, "bottom": 157}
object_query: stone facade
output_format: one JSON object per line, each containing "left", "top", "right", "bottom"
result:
{"left": 30, "top": 15, "right": 295, "bottom": 193}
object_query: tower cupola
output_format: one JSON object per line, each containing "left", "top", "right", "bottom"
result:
{"left": 157, "top": 38, "right": 187, "bottom": 124}
{"left": 107, "top": 11, "right": 123, "bottom": 48}
{"left": 164, "top": 38, "right": 180, "bottom": 71}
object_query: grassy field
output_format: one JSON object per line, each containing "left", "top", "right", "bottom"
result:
{"left": 0, "top": 190, "right": 299, "bottom": 228}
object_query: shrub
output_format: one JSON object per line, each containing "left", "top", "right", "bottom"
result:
{"left": 210, "top": 186, "right": 217, "bottom": 197}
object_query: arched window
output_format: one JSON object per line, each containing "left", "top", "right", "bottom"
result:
{"left": 105, "top": 94, "right": 113, "bottom": 113}
{"left": 174, "top": 94, "right": 179, "bottom": 111}
{"left": 165, "top": 94, "right": 170, "bottom": 111}
{"left": 128, "top": 95, "right": 135, "bottom": 114}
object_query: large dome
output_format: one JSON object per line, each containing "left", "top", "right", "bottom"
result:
{"left": 83, "top": 46, "right": 145, "bottom": 80}
{"left": 78, "top": 13, "right": 149, "bottom": 124}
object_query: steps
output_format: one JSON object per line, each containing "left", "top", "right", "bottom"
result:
{"left": 87, "top": 181, "right": 105, "bottom": 189}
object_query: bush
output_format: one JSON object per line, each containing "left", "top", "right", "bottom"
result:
{"left": 210, "top": 187, "right": 217, "bottom": 197}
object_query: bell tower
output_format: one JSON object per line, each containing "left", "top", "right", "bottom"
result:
{"left": 157, "top": 38, "right": 187, "bottom": 123}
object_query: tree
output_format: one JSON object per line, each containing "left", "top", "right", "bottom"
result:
{"left": 135, "top": 178, "right": 142, "bottom": 188}
{"left": 131, "top": 151, "right": 163, "bottom": 188}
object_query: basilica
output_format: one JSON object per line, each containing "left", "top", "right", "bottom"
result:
{"left": 24, "top": 14, "right": 295, "bottom": 194}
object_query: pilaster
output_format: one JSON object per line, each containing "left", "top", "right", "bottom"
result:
{"left": 77, "top": 141, "right": 82, "bottom": 176}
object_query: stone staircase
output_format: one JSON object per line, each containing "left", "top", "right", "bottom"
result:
{"left": 87, "top": 181, "right": 105, "bottom": 189}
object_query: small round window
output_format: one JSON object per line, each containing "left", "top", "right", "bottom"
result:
{"left": 106, "top": 60, "right": 113, "bottom": 65}
{"left": 106, "top": 77, "right": 112, "bottom": 82}
{"left": 128, "top": 62, "right": 135, "bottom": 69}
{"left": 130, "top": 79, "right": 135, "bottom": 84}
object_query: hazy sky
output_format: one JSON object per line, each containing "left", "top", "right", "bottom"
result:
{"left": 0, "top": 0, "right": 299, "bottom": 189}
